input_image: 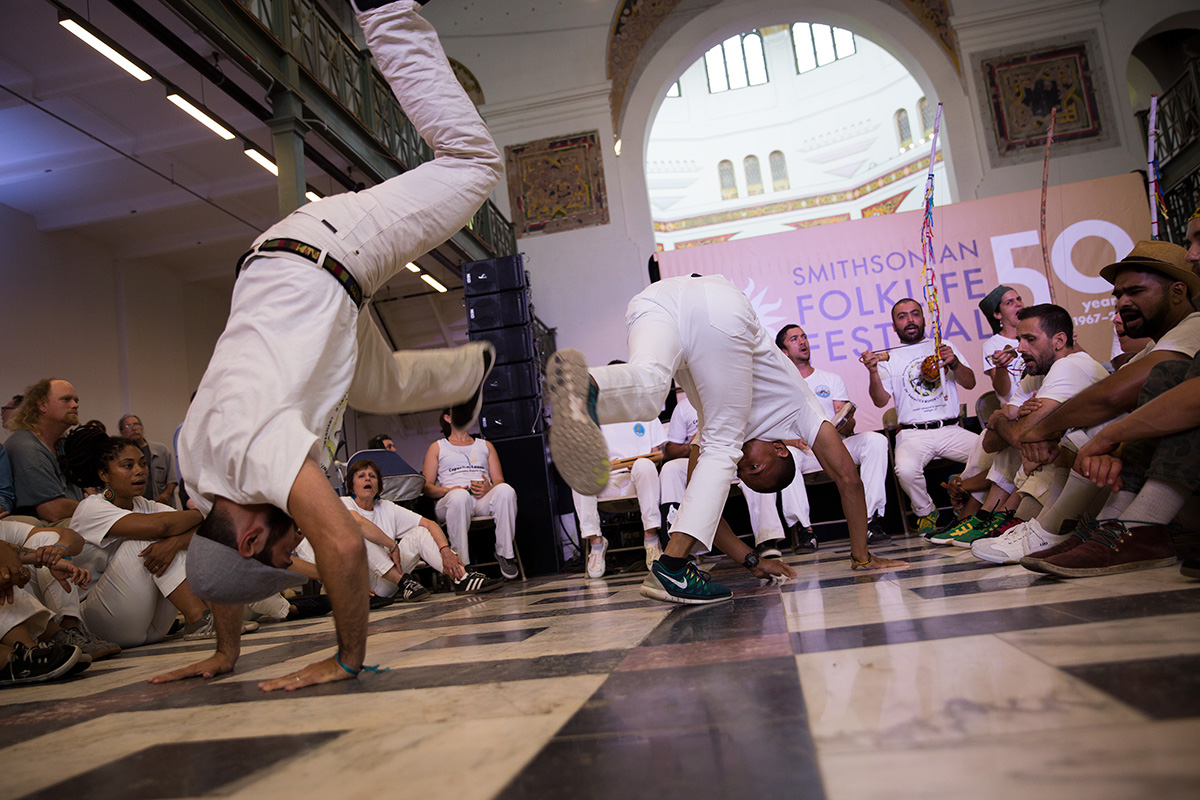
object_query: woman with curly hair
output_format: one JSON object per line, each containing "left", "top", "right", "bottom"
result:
{"left": 64, "top": 427, "right": 248, "bottom": 646}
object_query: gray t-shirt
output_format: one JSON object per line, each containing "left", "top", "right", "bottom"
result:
{"left": 6, "top": 429, "right": 82, "bottom": 518}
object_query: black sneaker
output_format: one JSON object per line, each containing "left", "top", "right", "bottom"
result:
{"left": 454, "top": 571, "right": 504, "bottom": 595}
{"left": 1181, "top": 559, "right": 1200, "bottom": 579}
{"left": 496, "top": 553, "right": 520, "bottom": 580}
{"left": 0, "top": 642, "right": 84, "bottom": 686}
{"left": 450, "top": 344, "right": 494, "bottom": 430}
{"left": 755, "top": 539, "right": 785, "bottom": 559}
{"left": 369, "top": 595, "right": 396, "bottom": 610}
{"left": 398, "top": 574, "right": 431, "bottom": 602}
{"left": 793, "top": 528, "right": 818, "bottom": 554}
{"left": 866, "top": 516, "right": 891, "bottom": 544}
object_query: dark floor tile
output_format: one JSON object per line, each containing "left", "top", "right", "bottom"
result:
{"left": 405, "top": 627, "right": 547, "bottom": 650}
{"left": 638, "top": 595, "right": 789, "bottom": 646}
{"left": 531, "top": 591, "right": 619, "bottom": 605}
{"left": 498, "top": 719, "right": 824, "bottom": 800}
{"left": 16, "top": 732, "right": 342, "bottom": 800}
{"left": 907, "top": 572, "right": 1052, "bottom": 598}
{"left": 369, "top": 599, "right": 663, "bottom": 633}
{"left": 1064, "top": 654, "right": 1200, "bottom": 719}
{"left": 783, "top": 558, "right": 1013, "bottom": 592}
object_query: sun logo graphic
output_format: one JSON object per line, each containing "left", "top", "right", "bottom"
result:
{"left": 741, "top": 277, "right": 786, "bottom": 331}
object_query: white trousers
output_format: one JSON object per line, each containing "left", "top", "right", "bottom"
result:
{"left": 659, "top": 458, "right": 688, "bottom": 506}
{"left": 364, "top": 527, "right": 445, "bottom": 596}
{"left": 743, "top": 431, "right": 889, "bottom": 537}
{"left": 986, "top": 447, "right": 1021, "bottom": 494}
{"left": 435, "top": 484, "right": 516, "bottom": 564}
{"left": 0, "top": 528, "right": 83, "bottom": 626}
{"left": 0, "top": 585, "right": 51, "bottom": 642}
{"left": 590, "top": 281, "right": 794, "bottom": 549}
{"left": 80, "top": 540, "right": 188, "bottom": 648}
{"left": 962, "top": 436, "right": 995, "bottom": 502}
{"left": 573, "top": 458, "right": 662, "bottom": 540}
{"left": 894, "top": 425, "right": 980, "bottom": 517}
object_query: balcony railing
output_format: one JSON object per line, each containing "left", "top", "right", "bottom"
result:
{"left": 1137, "top": 59, "right": 1200, "bottom": 245}
{"left": 232, "top": 0, "right": 514, "bottom": 257}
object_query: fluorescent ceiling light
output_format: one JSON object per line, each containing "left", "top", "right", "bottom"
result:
{"left": 244, "top": 148, "right": 279, "bottom": 175}
{"left": 421, "top": 274, "right": 447, "bottom": 293}
{"left": 167, "top": 94, "right": 234, "bottom": 140}
{"left": 405, "top": 262, "right": 421, "bottom": 273}
{"left": 59, "top": 19, "right": 151, "bottom": 82}
{"left": 305, "top": 191, "right": 323, "bottom": 203}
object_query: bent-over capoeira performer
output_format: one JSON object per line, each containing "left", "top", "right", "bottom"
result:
{"left": 547, "top": 275, "right": 906, "bottom": 605}
{"left": 151, "top": 0, "right": 502, "bottom": 691}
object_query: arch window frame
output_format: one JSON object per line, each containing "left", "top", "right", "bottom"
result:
{"left": 704, "top": 31, "right": 769, "bottom": 93}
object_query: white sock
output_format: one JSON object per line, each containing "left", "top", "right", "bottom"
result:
{"left": 1097, "top": 490, "right": 1136, "bottom": 521}
{"left": 1037, "top": 471, "right": 1102, "bottom": 534}
{"left": 1121, "top": 480, "right": 1189, "bottom": 526}
{"left": 591, "top": 539, "right": 605, "bottom": 551}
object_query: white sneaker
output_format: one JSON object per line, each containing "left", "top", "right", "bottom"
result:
{"left": 586, "top": 538, "right": 608, "bottom": 578}
{"left": 971, "top": 519, "right": 1067, "bottom": 565}
{"left": 644, "top": 537, "right": 663, "bottom": 569}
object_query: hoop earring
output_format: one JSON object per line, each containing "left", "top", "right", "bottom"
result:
{"left": 102, "top": 486, "right": 115, "bottom": 502}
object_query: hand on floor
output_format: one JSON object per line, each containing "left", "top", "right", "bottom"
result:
{"left": 149, "top": 652, "right": 236, "bottom": 684}
{"left": 749, "top": 558, "right": 796, "bottom": 582}
{"left": 257, "top": 655, "right": 356, "bottom": 692}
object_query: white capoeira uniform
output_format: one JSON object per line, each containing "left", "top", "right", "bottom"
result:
{"left": 0, "top": 520, "right": 83, "bottom": 625}
{"left": 659, "top": 396, "right": 698, "bottom": 516}
{"left": 589, "top": 275, "right": 827, "bottom": 549}
{"left": 68, "top": 495, "right": 190, "bottom": 648}
{"left": 878, "top": 340, "right": 980, "bottom": 517}
{"left": 572, "top": 419, "right": 666, "bottom": 540}
{"left": 0, "top": 584, "right": 53, "bottom": 645}
{"left": 431, "top": 438, "right": 516, "bottom": 565}
{"left": 339, "top": 496, "right": 445, "bottom": 596}
{"left": 177, "top": 0, "right": 502, "bottom": 517}
{"left": 981, "top": 333, "right": 1025, "bottom": 404}
{"left": 742, "top": 367, "right": 888, "bottom": 540}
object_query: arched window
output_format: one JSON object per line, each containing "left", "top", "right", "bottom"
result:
{"left": 895, "top": 108, "right": 912, "bottom": 150}
{"left": 918, "top": 97, "right": 934, "bottom": 137}
{"left": 769, "top": 150, "right": 789, "bottom": 191}
{"left": 705, "top": 32, "right": 769, "bottom": 93}
{"left": 792, "top": 23, "right": 856, "bottom": 74}
{"left": 718, "top": 159, "right": 738, "bottom": 200}
{"left": 744, "top": 155, "right": 764, "bottom": 195}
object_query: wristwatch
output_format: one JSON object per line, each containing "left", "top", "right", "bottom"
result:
{"left": 742, "top": 551, "right": 760, "bottom": 570}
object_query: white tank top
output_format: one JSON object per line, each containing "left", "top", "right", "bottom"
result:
{"left": 436, "top": 438, "right": 490, "bottom": 488}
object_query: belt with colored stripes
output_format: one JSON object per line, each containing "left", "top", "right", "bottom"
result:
{"left": 236, "top": 237, "right": 364, "bottom": 307}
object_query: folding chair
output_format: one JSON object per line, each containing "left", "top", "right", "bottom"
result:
{"left": 346, "top": 449, "right": 425, "bottom": 510}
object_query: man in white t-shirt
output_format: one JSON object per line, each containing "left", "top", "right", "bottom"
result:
{"left": 574, "top": 414, "right": 667, "bottom": 579}
{"left": 948, "top": 305, "right": 1110, "bottom": 561}
{"left": 860, "top": 298, "right": 979, "bottom": 536}
{"left": 548, "top": 275, "right": 906, "bottom": 606}
{"left": 742, "top": 324, "right": 891, "bottom": 556}
{"left": 154, "top": 1, "right": 502, "bottom": 692}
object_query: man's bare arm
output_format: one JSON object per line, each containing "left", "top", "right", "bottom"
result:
{"left": 35, "top": 497, "right": 79, "bottom": 524}
{"left": 663, "top": 441, "right": 690, "bottom": 461}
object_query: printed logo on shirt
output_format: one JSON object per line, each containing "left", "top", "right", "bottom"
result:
{"left": 813, "top": 384, "right": 832, "bottom": 399}
{"left": 902, "top": 357, "right": 943, "bottom": 401}
{"left": 633, "top": 423, "right": 645, "bottom": 437}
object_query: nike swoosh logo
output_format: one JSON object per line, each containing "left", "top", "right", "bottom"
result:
{"left": 662, "top": 573, "right": 689, "bottom": 589}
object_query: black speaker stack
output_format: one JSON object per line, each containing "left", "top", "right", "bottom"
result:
{"left": 463, "top": 255, "right": 562, "bottom": 575}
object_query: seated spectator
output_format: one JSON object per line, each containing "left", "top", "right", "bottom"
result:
{"left": 1, "top": 395, "right": 22, "bottom": 430}
{"left": 82, "top": 420, "right": 107, "bottom": 434}
{"left": 0, "top": 541, "right": 92, "bottom": 686}
{"left": 1032, "top": 350, "right": 1200, "bottom": 577}
{"left": 1, "top": 442, "right": 13, "bottom": 517}
{"left": 368, "top": 434, "right": 397, "bottom": 453}
{"left": 63, "top": 427, "right": 249, "bottom": 646}
{"left": 334, "top": 459, "right": 500, "bottom": 596}
{"left": 5, "top": 379, "right": 84, "bottom": 524}
{"left": 422, "top": 410, "right": 519, "bottom": 579}
{"left": 118, "top": 415, "right": 177, "bottom": 507}
{"left": 659, "top": 391, "right": 696, "bottom": 530}
{"left": 572, "top": 416, "right": 666, "bottom": 578}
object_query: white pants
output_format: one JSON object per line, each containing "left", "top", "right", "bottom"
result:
{"left": 435, "top": 484, "right": 516, "bottom": 564}
{"left": 573, "top": 458, "right": 662, "bottom": 541}
{"left": 364, "top": 527, "right": 446, "bottom": 596}
{"left": 590, "top": 279, "right": 821, "bottom": 549}
{"left": 659, "top": 458, "right": 688, "bottom": 506}
{"left": 743, "top": 431, "right": 889, "bottom": 537}
{"left": 962, "top": 436, "right": 995, "bottom": 502}
{"left": 81, "top": 540, "right": 188, "bottom": 648}
{"left": 0, "top": 528, "right": 83, "bottom": 626}
{"left": 0, "top": 585, "right": 52, "bottom": 642}
{"left": 987, "top": 447, "right": 1021, "bottom": 494}
{"left": 894, "top": 425, "right": 980, "bottom": 516}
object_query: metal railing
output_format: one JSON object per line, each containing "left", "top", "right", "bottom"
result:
{"left": 1137, "top": 59, "right": 1200, "bottom": 245}
{"left": 231, "top": 0, "right": 514, "bottom": 257}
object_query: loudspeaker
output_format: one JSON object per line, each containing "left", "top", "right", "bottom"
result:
{"left": 463, "top": 255, "right": 526, "bottom": 296}
{"left": 469, "top": 325, "right": 536, "bottom": 365}
{"left": 467, "top": 289, "right": 530, "bottom": 332}
{"left": 484, "top": 361, "right": 540, "bottom": 403}
{"left": 491, "top": 433, "right": 560, "bottom": 576}
{"left": 479, "top": 399, "right": 542, "bottom": 439}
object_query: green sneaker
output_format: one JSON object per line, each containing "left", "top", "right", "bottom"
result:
{"left": 950, "top": 512, "right": 1012, "bottom": 548}
{"left": 640, "top": 560, "right": 732, "bottom": 605}
{"left": 929, "top": 512, "right": 991, "bottom": 545}
{"left": 916, "top": 513, "right": 940, "bottom": 537}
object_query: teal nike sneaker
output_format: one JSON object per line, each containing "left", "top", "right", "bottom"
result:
{"left": 640, "top": 560, "right": 733, "bottom": 605}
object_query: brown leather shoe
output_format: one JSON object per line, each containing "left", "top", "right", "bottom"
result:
{"left": 1039, "top": 522, "right": 1176, "bottom": 578}
{"left": 1019, "top": 520, "right": 1097, "bottom": 573}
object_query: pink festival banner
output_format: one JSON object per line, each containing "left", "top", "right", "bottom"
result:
{"left": 657, "top": 172, "right": 1151, "bottom": 433}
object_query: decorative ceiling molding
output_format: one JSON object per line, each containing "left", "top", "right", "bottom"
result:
{"left": 895, "top": 0, "right": 960, "bottom": 74}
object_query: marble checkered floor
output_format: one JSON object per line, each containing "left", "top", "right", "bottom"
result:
{"left": 3, "top": 536, "right": 1199, "bottom": 800}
